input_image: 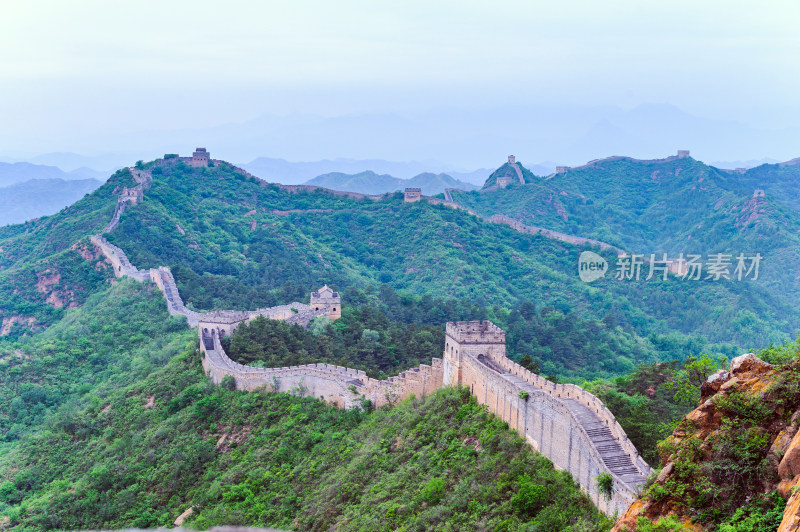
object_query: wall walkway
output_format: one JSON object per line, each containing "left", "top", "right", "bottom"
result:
{"left": 85, "top": 162, "right": 650, "bottom": 516}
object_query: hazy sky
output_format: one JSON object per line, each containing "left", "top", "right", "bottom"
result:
{"left": 2, "top": 0, "right": 799, "bottom": 165}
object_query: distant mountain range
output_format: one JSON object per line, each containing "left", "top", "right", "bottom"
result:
{"left": 0, "top": 161, "right": 108, "bottom": 186}
{"left": 240, "top": 156, "right": 492, "bottom": 185}
{"left": 0, "top": 178, "right": 102, "bottom": 226}
{"left": 304, "top": 170, "right": 478, "bottom": 195}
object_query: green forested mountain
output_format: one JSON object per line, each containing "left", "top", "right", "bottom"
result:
{"left": 0, "top": 154, "right": 799, "bottom": 530}
{"left": 102, "top": 159, "right": 794, "bottom": 349}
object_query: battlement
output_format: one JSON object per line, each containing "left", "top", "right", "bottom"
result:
{"left": 446, "top": 320, "right": 506, "bottom": 344}
{"left": 496, "top": 177, "right": 513, "bottom": 189}
{"left": 120, "top": 186, "right": 143, "bottom": 204}
{"left": 309, "top": 284, "right": 341, "bottom": 320}
{"left": 191, "top": 147, "right": 210, "bottom": 167}
{"left": 404, "top": 188, "right": 422, "bottom": 202}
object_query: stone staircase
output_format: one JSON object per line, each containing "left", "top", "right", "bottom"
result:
{"left": 561, "top": 398, "right": 647, "bottom": 485}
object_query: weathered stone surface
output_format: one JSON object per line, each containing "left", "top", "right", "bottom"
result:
{"left": 730, "top": 353, "right": 772, "bottom": 375}
{"left": 780, "top": 488, "right": 800, "bottom": 531}
{"left": 701, "top": 369, "right": 730, "bottom": 399}
{"left": 780, "top": 429, "right": 800, "bottom": 480}
{"left": 173, "top": 507, "right": 194, "bottom": 526}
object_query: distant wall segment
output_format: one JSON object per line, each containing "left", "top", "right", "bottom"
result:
{"left": 86, "top": 160, "right": 650, "bottom": 517}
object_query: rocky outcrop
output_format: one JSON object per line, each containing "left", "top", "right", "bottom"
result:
{"left": 611, "top": 353, "right": 800, "bottom": 531}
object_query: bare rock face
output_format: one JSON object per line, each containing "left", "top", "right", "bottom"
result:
{"left": 729, "top": 352, "right": 772, "bottom": 375}
{"left": 780, "top": 430, "right": 800, "bottom": 480}
{"left": 700, "top": 369, "right": 729, "bottom": 400}
{"left": 780, "top": 490, "right": 800, "bottom": 532}
{"left": 611, "top": 353, "right": 784, "bottom": 531}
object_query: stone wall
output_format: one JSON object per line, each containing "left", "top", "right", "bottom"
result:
{"left": 442, "top": 320, "right": 650, "bottom": 516}
{"left": 86, "top": 162, "right": 651, "bottom": 517}
{"left": 199, "top": 327, "right": 443, "bottom": 409}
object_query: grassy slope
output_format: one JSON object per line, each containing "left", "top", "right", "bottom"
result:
{"left": 0, "top": 168, "right": 133, "bottom": 336}
{"left": 1, "top": 337, "right": 612, "bottom": 531}
{"left": 105, "top": 161, "right": 792, "bottom": 348}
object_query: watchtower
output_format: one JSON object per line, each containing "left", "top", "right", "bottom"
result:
{"left": 443, "top": 321, "right": 506, "bottom": 386}
{"left": 404, "top": 188, "right": 422, "bottom": 202}
{"left": 310, "top": 285, "right": 341, "bottom": 320}
{"left": 191, "top": 147, "right": 210, "bottom": 167}
{"left": 508, "top": 155, "right": 516, "bottom": 164}
{"left": 677, "top": 150, "right": 690, "bottom": 159}
{"left": 555, "top": 166, "right": 569, "bottom": 173}
{"left": 496, "top": 177, "right": 513, "bottom": 189}
{"left": 121, "top": 186, "right": 143, "bottom": 204}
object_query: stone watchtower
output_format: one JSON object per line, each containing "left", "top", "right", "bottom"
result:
{"left": 191, "top": 148, "right": 210, "bottom": 167}
{"left": 677, "top": 150, "right": 690, "bottom": 159}
{"left": 443, "top": 320, "right": 506, "bottom": 386}
{"left": 508, "top": 155, "right": 516, "bottom": 164}
{"left": 120, "top": 186, "right": 143, "bottom": 204}
{"left": 496, "top": 177, "right": 513, "bottom": 189}
{"left": 310, "top": 285, "right": 341, "bottom": 320}
{"left": 404, "top": 188, "right": 422, "bottom": 202}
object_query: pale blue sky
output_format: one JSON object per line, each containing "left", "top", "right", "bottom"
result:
{"left": 1, "top": 0, "right": 798, "bottom": 166}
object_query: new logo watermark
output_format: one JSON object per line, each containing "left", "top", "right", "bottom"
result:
{"left": 578, "top": 252, "right": 762, "bottom": 282}
{"left": 578, "top": 251, "right": 608, "bottom": 283}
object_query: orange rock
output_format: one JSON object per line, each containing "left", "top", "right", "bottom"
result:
{"left": 611, "top": 499, "right": 646, "bottom": 531}
{"left": 779, "top": 489, "right": 800, "bottom": 531}
{"left": 780, "top": 429, "right": 800, "bottom": 480}
{"left": 778, "top": 476, "right": 800, "bottom": 499}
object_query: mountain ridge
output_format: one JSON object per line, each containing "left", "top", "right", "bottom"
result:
{"left": 304, "top": 170, "right": 478, "bottom": 196}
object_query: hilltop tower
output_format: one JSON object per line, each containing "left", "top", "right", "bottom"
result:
{"left": 508, "top": 155, "right": 516, "bottom": 164}
{"left": 191, "top": 147, "right": 210, "bottom": 167}
{"left": 310, "top": 285, "right": 341, "bottom": 320}
{"left": 677, "top": 150, "right": 690, "bottom": 159}
{"left": 442, "top": 321, "right": 506, "bottom": 386}
{"left": 404, "top": 188, "right": 422, "bottom": 202}
{"left": 120, "top": 186, "right": 143, "bottom": 204}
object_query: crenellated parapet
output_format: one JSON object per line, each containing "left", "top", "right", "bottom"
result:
{"left": 445, "top": 320, "right": 506, "bottom": 344}
{"left": 85, "top": 160, "right": 652, "bottom": 518}
{"left": 441, "top": 319, "right": 650, "bottom": 516}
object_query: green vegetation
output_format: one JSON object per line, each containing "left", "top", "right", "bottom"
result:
{"left": 633, "top": 339, "right": 800, "bottom": 528}
{"left": 596, "top": 472, "right": 613, "bottom": 500}
{"left": 583, "top": 355, "right": 722, "bottom": 465}
{"left": 100, "top": 159, "right": 792, "bottom": 353}
{"left": 0, "top": 280, "right": 192, "bottom": 441}
{"left": 2, "top": 155, "right": 800, "bottom": 529}
{"left": 456, "top": 157, "right": 800, "bottom": 348}
{"left": 1, "top": 344, "right": 612, "bottom": 531}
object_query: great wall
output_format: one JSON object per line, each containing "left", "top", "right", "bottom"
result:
{"left": 86, "top": 151, "right": 651, "bottom": 516}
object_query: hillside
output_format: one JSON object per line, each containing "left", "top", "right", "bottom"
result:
{"left": 455, "top": 155, "right": 800, "bottom": 338}
{"left": 240, "top": 156, "right": 491, "bottom": 185}
{"left": 1, "top": 345, "right": 612, "bottom": 531}
{"left": 0, "top": 153, "right": 799, "bottom": 529}
{"left": 612, "top": 342, "right": 800, "bottom": 531}
{"left": 0, "top": 161, "right": 105, "bottom": 187}
{"left": 99, "top": 159, "right": 795, "bottom": 350}
{"left": 304, "top": 170, "right": 477, "bottom": 195}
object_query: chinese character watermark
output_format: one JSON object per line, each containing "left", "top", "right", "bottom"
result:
{"left": 578, "top": 252, "right": 761, "bottom": 283}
